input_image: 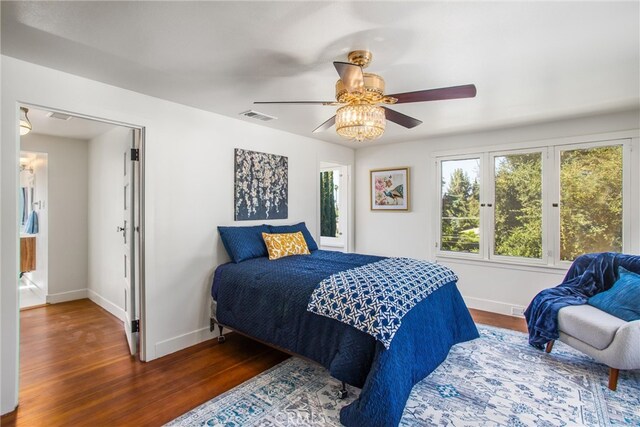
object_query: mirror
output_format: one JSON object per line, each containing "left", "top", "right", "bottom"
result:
{"left": 19, "top": 157, "right": 36, "bottom": 234}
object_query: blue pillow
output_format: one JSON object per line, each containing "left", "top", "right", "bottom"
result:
{"left": 218, "top": 225, "right": 270, "bottom": 263}
{"left": 268, "top": 222, "right": 318, "bottom": 251}
{"left": 588, "top": 266, "right": 640, "bottom": 321}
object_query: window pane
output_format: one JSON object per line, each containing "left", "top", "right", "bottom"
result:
{"left": 320, "top": 170, "right": 339, "bottom": 237}
{"left": 440, "top": 158, "right": 480, "bottom": 253}
{"left": 494, "top": 153, "right": 543, "bottom": 258}
{"left": 560, "top": 145, "right": 623, "bottom": 261}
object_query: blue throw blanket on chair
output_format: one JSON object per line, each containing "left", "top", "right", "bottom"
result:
{"left": 524, "top": 252, "right": 640, "bottom": 349}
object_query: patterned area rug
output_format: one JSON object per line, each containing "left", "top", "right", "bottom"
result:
{"left": 168, "top": 326, "right": 640, "bottom": 426}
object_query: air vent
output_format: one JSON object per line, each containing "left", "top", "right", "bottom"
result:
{"left": 46, "top": 111, "right": 73, "bottom": 121}
{"left": 239, "top": 110, "right": 277, "bottom": 122}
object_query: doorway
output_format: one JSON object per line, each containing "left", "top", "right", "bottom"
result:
{"left": 319, "top": 162, "right": 350, "bottom": 252}
{"left": 17, "top": 105, "right": 145, "bottom": 359}
{"left": 19, "top": 151, "right": 48, "bottom": 309}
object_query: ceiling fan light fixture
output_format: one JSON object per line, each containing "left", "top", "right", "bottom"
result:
{"left": 19, "top": 107, "right": 32, "bottom": 136}
{"left": 335, "top": 104, "right": 386, "bottom": 142}
{"left": 254, "top": 50, "right": 476, "bottom": 142}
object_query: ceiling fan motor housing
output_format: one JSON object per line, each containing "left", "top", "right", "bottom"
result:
{"left": 336, "top": 73, "right": 386, "bottom": 104}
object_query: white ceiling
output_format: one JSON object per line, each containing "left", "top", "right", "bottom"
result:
{"left": 24, "top": 107, "right": 119, "bottom": 140}
{"left": 2, "top": 1, "right": 639, "bottom": 147}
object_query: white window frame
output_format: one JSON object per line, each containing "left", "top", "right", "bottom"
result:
{"left": 320, "top": 165, "right": 347, "bottom": 250}
{"left": 436, "top": 154, "right": 484, "bottom": 260}
{"left": 434, "top": 132, "right": 638, "bottom": 268}
{"left": 488, "top": 147, "right": 549, "bottom": 265}
{"left": 552, "top": 139, "right": 631, "bottom": 268}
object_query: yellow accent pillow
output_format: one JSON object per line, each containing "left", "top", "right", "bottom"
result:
{"left": 262, "top": 231, "right": 311, "bottom": 260}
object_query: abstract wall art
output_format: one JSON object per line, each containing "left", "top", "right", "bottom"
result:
{"left": 234, "top": 148, "right": 288, "bottom": 220}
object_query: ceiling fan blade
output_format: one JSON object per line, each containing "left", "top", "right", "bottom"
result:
{"left": 333, "top": 61, "right": 364, "bottom": 93}
{"left": 313, "top": 115, "right": 336, "bottom": 133}
{"left": 382, "top": 107, "right": 423, "bottom": 129}
{"left": 254, "top": 101, "right": 339, "bottom": 106}
{"left": 388, "top": 84, "right": 477, "bottom": 104}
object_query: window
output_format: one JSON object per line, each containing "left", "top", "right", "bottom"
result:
{"left": 559, "top": 145, "right": 623, "bottom": 261}
{"left": 320, "top": 164, "right": 348, "bottom": 249}
{"left": 436, "top": 139, "right": 632, "bottom": 266}
{"left": 493, "top": 151, "right": 543, "bottom": 259}
{"left": 439, "top": 158, "right": 480, "bottom": 253}
{"left": 320, "top": 169, "right": 340, "bottom": 238}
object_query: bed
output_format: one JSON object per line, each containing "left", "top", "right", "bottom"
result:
{"left": 210, "top": 244, "right": 478, "bottom": 427}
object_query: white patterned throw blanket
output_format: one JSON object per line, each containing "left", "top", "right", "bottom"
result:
{"left": 307, "top": 258, "right": 457, "bottom": 349}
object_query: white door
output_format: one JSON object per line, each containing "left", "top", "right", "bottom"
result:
{"left": 121, "top": 129, "right": 138, "bottom": 355}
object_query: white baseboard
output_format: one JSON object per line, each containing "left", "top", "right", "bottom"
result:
{"left": 154, "top": 325, "right": 223, "bottom": 359}
{"left": 46, "top": 289, "right": 88, "bottom": 304}
{"left": 153, "top": 296, "right": 524, "bottom": 361}
{"left": 463, "top": 295, "right": 526, "bottom": 318}
{"left": 88, "top": 290, "right": 125, "bottom": 322}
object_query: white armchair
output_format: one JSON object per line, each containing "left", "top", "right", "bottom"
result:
{"left": 545, "top": 304, "right": 640, "bottom": 390}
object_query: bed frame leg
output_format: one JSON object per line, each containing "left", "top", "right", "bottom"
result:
{"left": 217, "top": 324, "right": 226, "bottom": 343}
{"left": 337, "top": 381, "right": 348, "bottom": 399}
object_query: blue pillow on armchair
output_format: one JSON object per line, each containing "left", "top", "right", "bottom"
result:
{"left": 218, "top": 224, "right": 270, "bottom": 263}
{"left": 588, "top": 266, "right": 640, "bottom": 321}
{"left": 268, "top": 222, "right": 318, "bottom": 251}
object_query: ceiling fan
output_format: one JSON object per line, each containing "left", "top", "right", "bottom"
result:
{"left": 255, "top": 50, "right": 477, "bottom": 142}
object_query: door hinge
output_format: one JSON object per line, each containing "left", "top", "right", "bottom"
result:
{"left": 131, "top": 319, "right": 140, "bottom": 333}
{"left": 131, "top": 148, "right": 140, "bottom": 161}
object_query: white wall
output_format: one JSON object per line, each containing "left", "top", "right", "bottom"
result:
{"left": 21, "top": 134, "right": 89, "bottom": 303}
{"left": 87, "top": 127, "right": 133, "bottom": 321}
{"left": 355, "top": 109, "right": 640, "bottom": 316}
{"left": 0, "top": 56, "right": 355, "bottom": 414}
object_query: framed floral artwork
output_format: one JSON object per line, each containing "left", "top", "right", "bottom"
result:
{"left": 234, "top": 148, "right": 288, "bottom": 220}
{"left": 370, "top": 167, "right": 410, "bottom": 211}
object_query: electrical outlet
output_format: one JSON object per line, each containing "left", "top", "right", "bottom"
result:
{"left": 510, "top": 306, "right": 526, "bottom": 317}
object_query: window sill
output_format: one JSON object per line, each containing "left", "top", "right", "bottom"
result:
{"left": 319, "top": 240, "right": 345, "bottom": 248}
{"left": 435, "top": 254, "right": 569, "bottom": 274}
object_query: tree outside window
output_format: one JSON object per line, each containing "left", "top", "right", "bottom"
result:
{"left": 494, "top": 152, "right": 543, "bottom": 259}
{"left": 560, "top": 145, "right": 623, "bottom": 261}
{"left": 440, "top": 159, "right": 480, "bottom": 253}
{"left": 437, "top": 141, "right": 626, "bottom": 264}
{"left": 320, "top": 170, "right": 340, "bottom": 238}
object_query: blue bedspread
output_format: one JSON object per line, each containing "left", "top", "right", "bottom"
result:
{"left": 213, "top": 250, "right": 478, "bottom": 427}
{"left": 524, "top": 252, "right": 640, "bottom": 349}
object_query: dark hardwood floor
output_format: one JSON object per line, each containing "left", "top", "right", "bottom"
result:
{"left": 470, "top": 307, "right": 528, "bottom": 333}
{"left": 1, "top": 299, "right": 526, "bottom": 426}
